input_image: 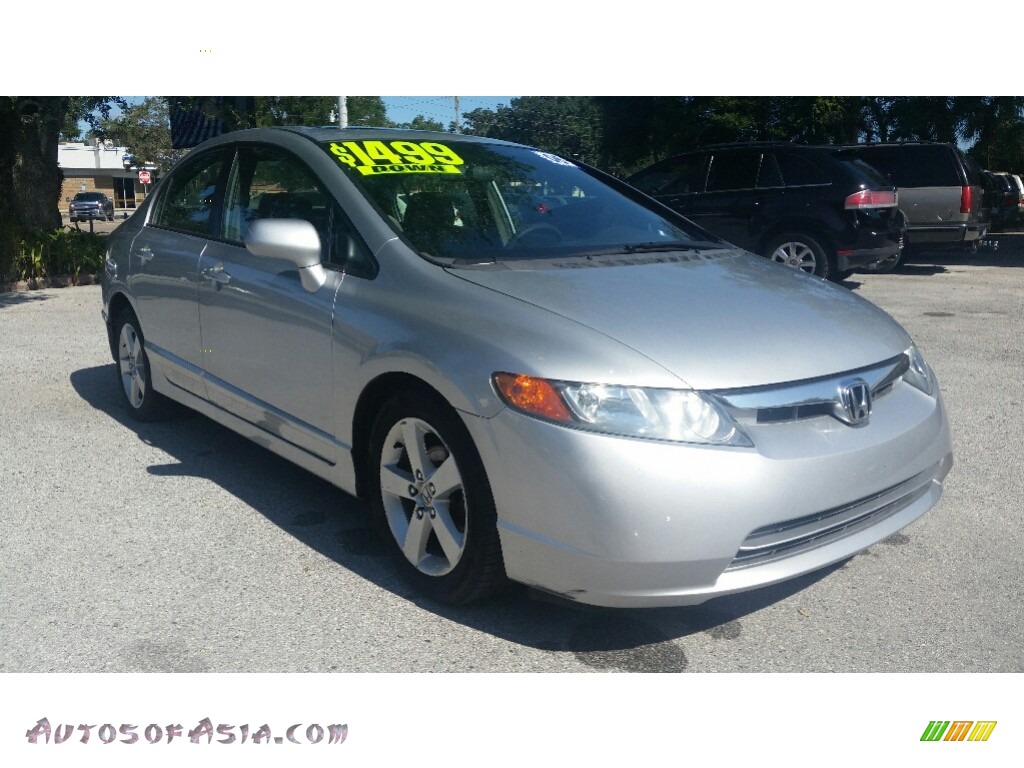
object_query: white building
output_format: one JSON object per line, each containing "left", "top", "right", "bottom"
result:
{"left": 58, "top": 140, "right": 157, "bottom": 212}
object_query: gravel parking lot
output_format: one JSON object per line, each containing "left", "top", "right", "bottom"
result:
{"left": 1, "top": 239, "right": 1022, "bottom": 673}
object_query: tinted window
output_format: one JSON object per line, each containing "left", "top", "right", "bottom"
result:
{"left": 776, "top": 153, "right": 829, "bottom": 186}
{"left": 706, "top": 152, "right": 759, "bottom": 191}
{"left": 223, "top": 146, "right": 375, "bottom": 277}
{"left": 757, "top": 153, "right": 784, "bottom": 188}
{"left": 629, "top": 154, "right": 706, "bottom": 195}
{"left": 154, "top": 151, "right": 229, "bottom": 236}
{"left": 853, "top": 146, "right": 961, "bottom": 187}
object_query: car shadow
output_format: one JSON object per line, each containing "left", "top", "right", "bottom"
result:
{"left": 0, "top": 290, "right": 54, "bottom": 308}
{"left": 71, "top": 363, "right": 844, "bottom": 666}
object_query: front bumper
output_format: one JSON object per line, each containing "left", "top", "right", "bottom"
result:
{"left": 70, "top": 208, "right": 108, "bottom": 221}
{"left": 463, "top": 381, "right": 952, "bottom": 608}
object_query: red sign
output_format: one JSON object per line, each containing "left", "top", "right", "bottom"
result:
{"left": 138, "top": 170, "right": 151, "bottom": 184}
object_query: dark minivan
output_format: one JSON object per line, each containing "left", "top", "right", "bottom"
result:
{"left": 837, "top": 142, "right": 988, "bottom": 252}
{"left": 626, "top": 142, "right": 904, "bottom": 280}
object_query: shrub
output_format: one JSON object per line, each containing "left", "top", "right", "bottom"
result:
{"left": 7, "top": 228, "right": 106, "bottom": 284}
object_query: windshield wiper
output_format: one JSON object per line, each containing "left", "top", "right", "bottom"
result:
{"left": 419, "top": 251, "right": 497, "bottom": 267}
{"left": 622, "top": 240, "right": 722, "bottom": 253}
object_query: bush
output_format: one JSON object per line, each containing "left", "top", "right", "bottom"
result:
{"left": 7, "top": 228, "right": 106, "bottom": 284}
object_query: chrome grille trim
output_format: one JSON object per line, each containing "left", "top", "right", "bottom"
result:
{"left": 725, "top": 463, "right": 939, "bottom": 570}
{"left": 711, "top": 353, "right": 908, "bottom": 425}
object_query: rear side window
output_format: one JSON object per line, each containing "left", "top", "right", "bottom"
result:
{"left": 775, "top": 153, "right": 829, "bottom": 186}
{"left": 153, "top": 151, "right": 230, "bottom": 236}
{"left": 706, "top": 152, "right": 759, "bottom": 191}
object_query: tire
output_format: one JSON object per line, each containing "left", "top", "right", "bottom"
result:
{"left": 762, "top": 233, "right": 834, "bottom": 280}
{"left": 368, "top": 390, "right": 506, "bottom": 604}
{"left": 113, "top": 307, "right": 170, "bottom": 422}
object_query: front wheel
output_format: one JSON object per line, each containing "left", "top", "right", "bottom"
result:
{"left": 368, "top": 390, "right": 506, "bottom": 604}
{"left": 762, "top": 233, "right": 834, "bottom": 280}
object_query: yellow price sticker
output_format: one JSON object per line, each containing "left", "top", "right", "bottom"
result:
{"left": 329, "top": 140, "right": 464, "bottom": 176}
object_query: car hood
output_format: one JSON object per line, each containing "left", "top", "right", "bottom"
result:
{"left": 449, "top": 249, "right": 911, "bottom": 390}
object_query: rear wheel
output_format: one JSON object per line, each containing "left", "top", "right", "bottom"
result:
{"left": 114, "top": 308, "right": 170, "bottom": 421}
{"left": 368, "top": 390, "right": 506, "bottom": 604}
{"left": 762, "top": 233, "right": 834, "bottom": 280}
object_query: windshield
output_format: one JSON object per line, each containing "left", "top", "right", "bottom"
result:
{"left": 321, "top": 138, "right": 716, "bottom": 262}
{"left": 74, "top": 192, "right": 105, "bottom": 202}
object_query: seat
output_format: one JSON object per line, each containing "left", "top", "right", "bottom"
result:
{"left": 401, "top": 191, "right": 459, "bottom": 246}
{"left": 256, "top": 192, "right": 315, "bottom": 221}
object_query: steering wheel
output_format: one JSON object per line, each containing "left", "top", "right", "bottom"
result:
{"left": 507, "top": 223, "right": 564, "bottom": 247}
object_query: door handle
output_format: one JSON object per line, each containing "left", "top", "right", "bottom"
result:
{"left": 202, "top": 263, "right": 232, "bottom": 287}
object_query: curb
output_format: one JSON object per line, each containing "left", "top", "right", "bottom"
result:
{"left": 1, "top": 273, "right": 101, "bottom": 293}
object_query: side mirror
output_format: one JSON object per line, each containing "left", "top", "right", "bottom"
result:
{"left": 244, "top": 219, "right": 326, "bottom": 292}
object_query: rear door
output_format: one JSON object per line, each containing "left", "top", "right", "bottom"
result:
{"left": 128, "top": 148, "right": 232, "bottom": 398}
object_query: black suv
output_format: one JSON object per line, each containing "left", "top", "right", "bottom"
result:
{"left": 69, "top": 191, "right": 115, "bottom": 222}
{"left": 836, "top": 142, "right": 988, "bottom": 252}
{"left": 626, "top": 143, "right": 903, "bottom": 280}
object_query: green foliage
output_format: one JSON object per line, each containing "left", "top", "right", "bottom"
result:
{"left": 5, "top": 228, "right": 106, "bottom": 284}
{"left": 99, "top": 97, "right": 186, "bottom": 172}
{"left": 397, "top": 114, "right": 449, "bottom": 132}
{"left": 253, "top": 97, "right": 388, "bottom": 127}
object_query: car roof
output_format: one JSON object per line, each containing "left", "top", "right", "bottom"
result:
{"left": 210, "top": 125, "right": 524, "bottom": 149}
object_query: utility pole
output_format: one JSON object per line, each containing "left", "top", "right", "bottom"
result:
{"left": 338, "top": 97, "right": 348, "bottom": 129}
{"left": 454, "top": 96, "right": 460, "bottom": 134}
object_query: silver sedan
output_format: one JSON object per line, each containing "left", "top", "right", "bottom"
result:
{"left": 101, "top": 127, "right": 953, "bottom": 608}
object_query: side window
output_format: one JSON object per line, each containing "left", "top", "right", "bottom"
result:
{"left": 223, "top": 146, "right": 330, "bottom": 246}
{"left": 631, "top": 155, "right": 706, "bottom": 195}
{"left": 153, "top": 151, "right": 229, "bottom": 235}
{"left": 776, "top": 153, "right": 829, "bottom": 186}
{"left": 706, "top": 152, "right": 759, "bottom": 192}
{"left": 224, "top": 146, "right": 375, "bottom": 278}
{"left": 757, "top": 153, "right": 784, "bottom": 188}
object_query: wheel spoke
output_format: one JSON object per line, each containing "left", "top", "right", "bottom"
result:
{"left": 380, "top": 462, "right": 414, "bottom": 500}
{"left": 401, "top": 420, "right": 431, "bottom": 479}
{"left": 431, "top": 500, "right": 465, "bottom": 564}
{"left": 130, "top": 375, "right": 144, "bottom": 406}
{"left": 402, "top": 511, "right": 432, "bottom": 564}
{"left": 427, "top": 455, "right": 461, "bottom": 499}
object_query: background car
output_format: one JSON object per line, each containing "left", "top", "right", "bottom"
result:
{"left": 837, "top": 142, "right": 989, "bottom": 252}
{"left": 625, "top": 142, "right": 903, "bottom": 281}
{"left": 981, "top": 171, "right": 1018, "bottom": 231}
{"left": 101, "top": 126, "right": 953, "bottom": 608}
{"left": 69, "top": 191, "right": 115, "bottom": 222}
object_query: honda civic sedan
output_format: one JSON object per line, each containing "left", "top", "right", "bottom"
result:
{"left": 100, "top": 127, "right": 953, "bottom": 608}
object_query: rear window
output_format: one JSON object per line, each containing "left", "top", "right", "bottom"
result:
{"left": 845, "top": 145, "right": 962, "bottom": 187}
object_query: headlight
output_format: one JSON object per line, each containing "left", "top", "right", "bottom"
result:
{"left": 904, "top": 345, "right": 935, "bottom": 396}
{"left": 493, "top": 373, "right": 752, "bottom": 447}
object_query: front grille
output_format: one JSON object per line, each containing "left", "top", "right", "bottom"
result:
{"left": 725, "top": 464, "right": 938, "bottom": 570}
{"left": 712, "top": 353, "right": 909, "bottom": 426}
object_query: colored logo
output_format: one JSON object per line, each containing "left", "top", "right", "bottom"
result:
{"left": 921, "top": 721, "right": 997, "bottom": 742}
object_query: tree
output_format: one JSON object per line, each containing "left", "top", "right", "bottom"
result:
{"left": 396, "top": 114, "right": 448, "bottom": 132}
{"left": 0, "top": 97, "right": 122, "bottom": 278}
{"left": 462, "top": 97, "right": 603, "bottom": 164}
{"left": 252, "top": 97, "right": 387, "bottom": 127}
{"left": 99, "top": 97, "right": 187, "bottom": 173}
